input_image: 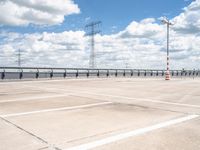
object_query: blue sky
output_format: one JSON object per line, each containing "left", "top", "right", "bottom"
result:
{"left": 0, "top": 0, "right": 193, "bottom": 34}
{"left": 74, "top": 0, "right": 192, "bottom": 33}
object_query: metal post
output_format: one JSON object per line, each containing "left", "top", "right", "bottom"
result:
{"left": 131, "top": 70, "right": 133, "bottom": 77}
{"left": 1, "top": 70, "right": 5, "bottom": 80}
{"left": 64, "top": 69, "right": 67, "bottom": 78}
{"left": 161, "top": 18, "right": 173, "bottom": 80}
{"left": 19, "top": 68, "right": 23, "bottom": 79}
{"left": 97, "top": 70, "right": 100, "bottom": 77}
{"left": 76, "top": 70, "right": 79, "bottom": 78}
{"left": 87, "top": 70, "right": 89, "bottom": 78}
{"left": 166, "top": 23, "right": 170, "bottom": 80}
{"left": 107, "top": 70, "right": 109, "bottom": 77}
{"left": 36, "top": 69, "right": 39, "bottom": 79}
{"left": 50, "top": 69, "right": 53, "bottom": 78}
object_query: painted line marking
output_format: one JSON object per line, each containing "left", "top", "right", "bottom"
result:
{"left": 0, "top": 78, "right": 106, "bottom": 85}
{"left": 65, "top": 115, "right": 199, "bottom": 150}
{"left": 1, "top": 91, "right": 41, "bottom": 95}
{"left": 0, "top": 94, "right": 70, "bottom": 103}
{"left": 23, "top": 85, "right": 200, "bottom": 109}
{"left": 0, "top": 101, "right": 113, "bottom": 118}
{"left": 0, "top": 79, "right": 68, "bottom": 84}
{"left": 78, "top": 92, "right": 200, "bottom": 109}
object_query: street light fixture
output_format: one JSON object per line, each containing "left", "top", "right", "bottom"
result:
{"left": 161, "top": 17, "right": 173, "bottom": 80}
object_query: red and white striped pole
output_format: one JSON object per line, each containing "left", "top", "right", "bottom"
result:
{"left": 165, "top": 23, "right": 170, "bottom": 80}
{"left": 166, "top": 56, "right": 170, "bottom": 80}
{"left": 161, "top": 18, "right": 173, "bottom": 81}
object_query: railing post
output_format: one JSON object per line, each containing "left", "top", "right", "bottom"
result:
{"left": 87, "top": 70, "right": 90, "bottom": 78}
{"left": 107, "top": 70, "right": 109, "bottom": 77}
{"left": 19, "top": 69, "right": 23, "bottom": 79}
{"left": 64, "top": 69, "right": 67, "bottom": 78}
{"left": 144, "top": 70, "right": 147, "bottom": 76}
{"left": 123, "top": 70, "right": 125, "bottom": 77}
{"left": 76, "top": 70, "right": 79, "bottom": 78}
{"left": 115, "top": 70, "right": 118, "bottom": 77}
{"left": 36, "top": 69, "right": 39, "bottom": 79}
{"left": 138, "top": 70, "right": 140, "bottom": 77}
{"left": 131, "top": 70, "right": 133, "bottom": 77}
{"left": 97, "top": 70, "right": 100, "bottom": 77}
{"left": 1, "top": 69, "right": 5, "bottom": 80}
{"left": 162, "top": 71, "right": 164, "bottom": 76}
{"left": 50, "top": 69, "right": 53, "bottom": 78}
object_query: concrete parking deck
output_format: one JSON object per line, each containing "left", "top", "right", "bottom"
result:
{"left": 0, "top": 78, "right": 200, "bottom": 150}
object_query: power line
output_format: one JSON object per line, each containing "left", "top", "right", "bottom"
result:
{"left": 85, "top": 21, "right": 102, "bottom": 69}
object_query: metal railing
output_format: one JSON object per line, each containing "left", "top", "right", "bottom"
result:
{"left": 0, "top": 67, "right": 199, "bottom": 80}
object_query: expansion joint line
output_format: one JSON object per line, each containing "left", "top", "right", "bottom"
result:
{"left": 0, "top": 117, "right": 61, "bottom": 150}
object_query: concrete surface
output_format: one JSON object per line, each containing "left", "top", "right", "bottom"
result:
{"left": 0, "top": 78, "right": 200, "bottom": 150}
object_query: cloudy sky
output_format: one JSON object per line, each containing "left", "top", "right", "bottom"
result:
{"left": 0, "top": 0, "right": 200, "bottom": 69}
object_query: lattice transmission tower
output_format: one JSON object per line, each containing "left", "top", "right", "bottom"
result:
{"left": 85, "top": 21, "right": 102, "bottom": 68}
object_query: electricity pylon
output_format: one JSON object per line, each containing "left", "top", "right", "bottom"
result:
{"left": 85, "top": 21, "right": 102, "bottom": 69}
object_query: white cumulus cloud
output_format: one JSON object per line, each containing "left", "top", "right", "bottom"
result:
{"left": 173, "top": 0, "right": 200, "bottom": 34}
{"left": 0, "top": 0, "right": 80, "bottom": 26}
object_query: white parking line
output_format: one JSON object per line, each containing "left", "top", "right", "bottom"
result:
{"left": 0, "top": 79, "right": 67, "bottom": 85}
{"left": 0, "top": 101, "right": 113, "bottom": 118}
{"left": 0, "top": 78, "right": 105, "bottom": 85}
{"left": 65, "top": 115, "right": 199, "bottom": 150}
{"left": 22, "top": 85, "right": 200, "bottom": 109}
{"left": 0, "top": 94, "right": 70, "bottom": 103}
{"left": 77, "top": 92, "right": 200, "bottom": 109}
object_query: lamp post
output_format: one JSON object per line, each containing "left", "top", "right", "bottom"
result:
{"left": 161, "top": 18, "right": 173, "bottom": 80}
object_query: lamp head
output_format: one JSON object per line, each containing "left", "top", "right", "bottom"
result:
{"left": 161, "top": 17, "right": 169, "bottom": 24}
{"left": 160, "top": 17, "right": 174, "bottom": 25}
